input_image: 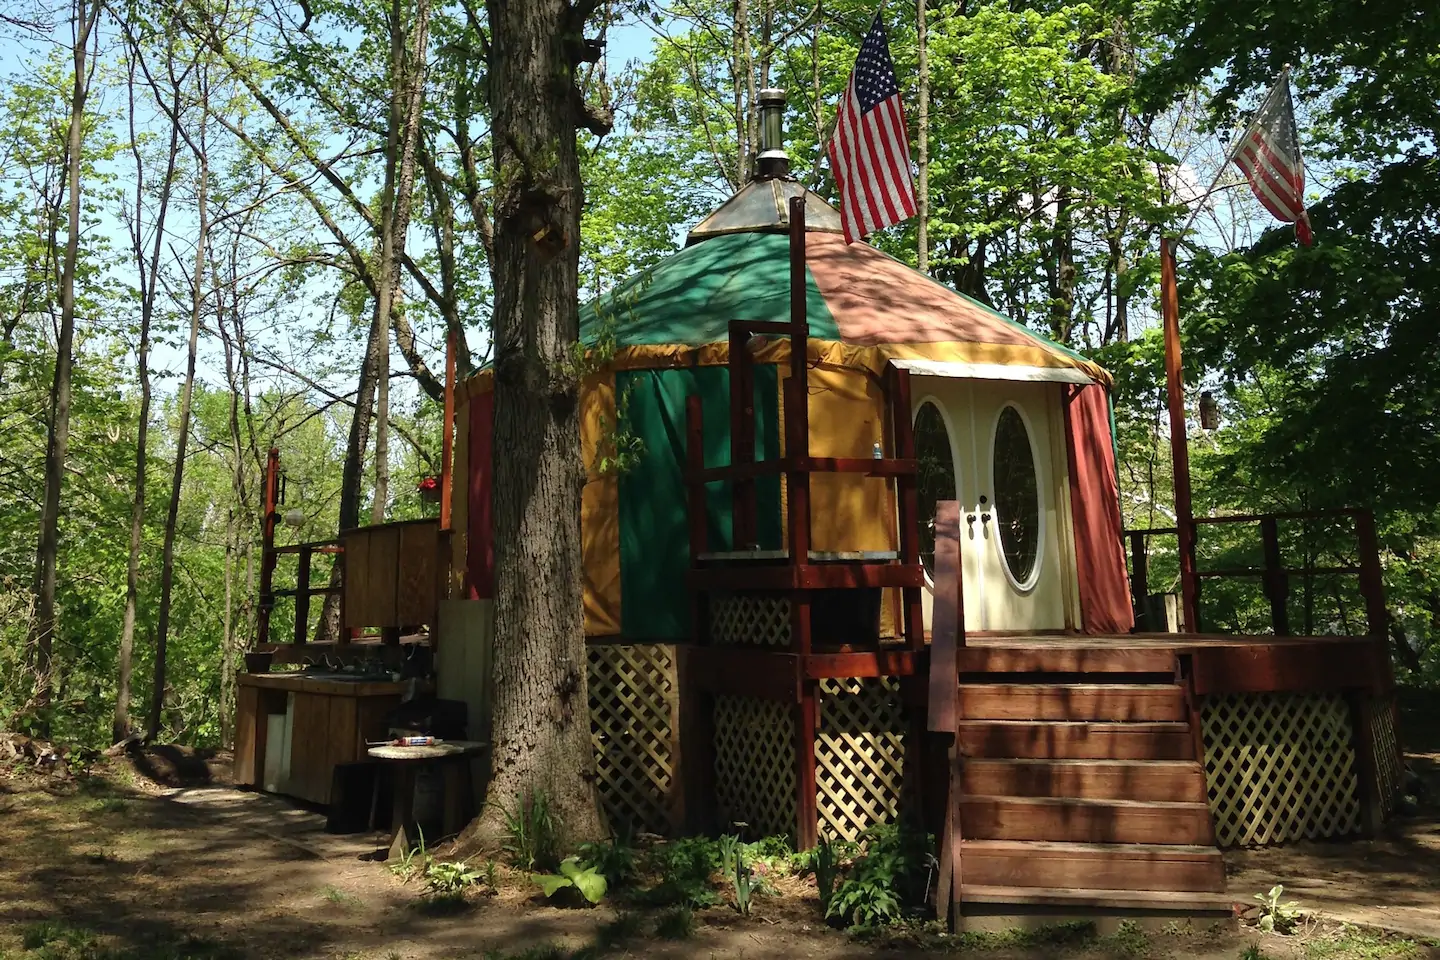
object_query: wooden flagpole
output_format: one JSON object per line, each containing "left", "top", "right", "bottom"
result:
{"left": 1160, "top": 237, "right": 1199, "bottom": 633}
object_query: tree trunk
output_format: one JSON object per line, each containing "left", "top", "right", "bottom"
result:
{"left": 915, "top": 0, "right": 929, "bottom": 273}
{"left": 29, "top": 0, "right": 102, "bottom": 721}
{"left": 115, "top": 42, "right": 182, "bottom": 744}
{"left": 463, "top": 0, "right": 602, "bottom": 850}
{"left": 149, "top": 93, "right": 210, "bottom": 742}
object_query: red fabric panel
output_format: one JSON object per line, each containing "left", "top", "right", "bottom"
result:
{"left": 1064, "top": 384, "right": 1134, "bottom": 634}
{"left": 467, "top": 390, "right": 494, "bottom": 600}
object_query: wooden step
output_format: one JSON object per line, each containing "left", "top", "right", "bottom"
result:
{"left": 961, "top": 840, "right": 1225, "bottom": 893}
{"left": 961, "top": 796, "right": 1214, "bottom": 845}
{"left": 960, "top": 885, "right": 1235, "bottom": 913}
{"left": 960, "top": 684, "right": 1186, "bottom": 722}
{"left": 961, "top": 759, "right": 1208, "bottom": 802}
{"left": 957, "top": 646, "right": 1177, "bottom": 675}
{"left": 958, "top": 721, "right": 1195, "bottom": 760}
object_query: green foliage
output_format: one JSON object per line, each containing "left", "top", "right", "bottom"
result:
{"left": 1254, "top": 884, "right": 1302, "bottom": 934}
{"left": 717, "top": 834, "right": 755, "bottom": 916}
{"left": 577, "top": 833, "right": 637, "bottom": 887}
{"left": 801, "top": 834, "right": 844, "bottom": 913}
{"left": 424, "top": 859, "right": 482, "bottom": 897}
{"left": 824, "top": 824, "right": 934, "bottom": 930}
{"left": 500, "top": 791, "right": 561, "bottom": 871}
{"left": 640, "top": 837, "right": 723, "bottom": 908}
{"left": 531, "top": 855, "right": 608, "bottom": 905}
{"left": 653, "top": 905, "right": 696, "bottom": 940}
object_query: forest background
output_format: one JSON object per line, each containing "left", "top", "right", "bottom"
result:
{"left": 1, "top": 0, "right": 1435, "bottom": 750}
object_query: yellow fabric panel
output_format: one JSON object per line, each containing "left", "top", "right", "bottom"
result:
{"left": 455, "top": 336, "right": 1111, "bottom": 398}
{"left": 580, "top": 372, "right": 622, "bottom": 636}
{"left": 805, "top": 365, "right": 897, "bottom": 554}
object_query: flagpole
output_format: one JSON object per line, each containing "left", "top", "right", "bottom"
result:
{"left": 1159, "top": 236, "right": 1199, "bottom": 633}
{"left": 1156, "top": 65, "right": 1293, "bottom": 633}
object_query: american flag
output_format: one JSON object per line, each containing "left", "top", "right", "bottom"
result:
{"left": 1231, "top": 72, "right": 1313, "bottom": 245}
{"left": 826, "top": 11, "right": 916, "bottom": 244}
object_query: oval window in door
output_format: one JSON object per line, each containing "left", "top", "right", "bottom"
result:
{"left": 914, "top": 401, "right": 955, "bottom": 578}
{"left": 993, "top": 404, "right": 1041, "bottom": 586}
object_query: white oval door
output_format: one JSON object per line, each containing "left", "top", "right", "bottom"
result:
{"left": 912, "top": 378, "right": 1077, "bottom": 635}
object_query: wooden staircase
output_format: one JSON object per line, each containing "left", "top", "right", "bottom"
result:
{"left": 952, "top": 644, "right": 1231, "bottom": 913}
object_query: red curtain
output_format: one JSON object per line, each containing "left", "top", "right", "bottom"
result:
{"left": 467, "top": 390, "right": 494, "bottom": 599}
{"left": 1063, "top": 384, "right": 1134, "bottom": 634}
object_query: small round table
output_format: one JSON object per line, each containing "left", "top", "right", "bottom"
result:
{"left": 367, "top": 740, "right": 486, "bottom": 859}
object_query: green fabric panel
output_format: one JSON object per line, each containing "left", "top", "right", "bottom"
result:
{"left": 581, "top": 233, "right": 838, "bottom": 347}
{"left": 616, "top": 364, "right": 780, "bottom": 640}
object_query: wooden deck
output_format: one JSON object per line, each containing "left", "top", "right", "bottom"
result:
{"left": 942, "top": 632, "right": 1392, "bottom": 916}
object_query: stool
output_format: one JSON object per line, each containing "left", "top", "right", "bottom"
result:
{"left": 367, "top": 740, "right": 486, "bottom": 860}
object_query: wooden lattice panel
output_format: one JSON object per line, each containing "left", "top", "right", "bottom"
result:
{"left": 815, "top": 677, "right": 907, "bottom": 842}
{"left": 713, "top": 695, "right": 797, "bottom": 838}
{"left": 588, "top": 644, "right": 676, "bottom": 836}
{"left": 1372, "top": 696, "right": 1401, "bottom": 819}
{"left": 711, "top": 594, "right": 791, "bottom": 647}
{"left": 1200, "top": 692, "right": 1361, "bottom": 847}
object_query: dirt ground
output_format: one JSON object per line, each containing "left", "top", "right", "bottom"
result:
{"left": 0, "top": 745, "right": 1437, "bottom": 960}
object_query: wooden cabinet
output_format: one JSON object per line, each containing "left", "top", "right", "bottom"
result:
{"left": 235, "top": 673, "right": 409, "bottom": 805}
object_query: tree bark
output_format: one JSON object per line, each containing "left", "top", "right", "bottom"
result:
{"left": 29, "top": 0, "right": 102, "bottom": 720}
{"left": 916, "top": 0, "right": 929, "bottom": 273}
{"left": 149, "top": 82, "right": 211, "bottom": 742}
{"left": 462, "top": 0, "right": 602, "bottom": 850}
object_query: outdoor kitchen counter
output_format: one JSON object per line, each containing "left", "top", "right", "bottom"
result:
{"left": 234, "top": 672, "right": 430, "bottom": 805}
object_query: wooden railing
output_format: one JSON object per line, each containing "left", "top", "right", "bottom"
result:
{"left": 259, "top": 538, "right": 343, "bottom": 645}
{"left": 1125, "top": 507, "right": 1386, "bottom": 637}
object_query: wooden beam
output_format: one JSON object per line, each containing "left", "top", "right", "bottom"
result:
{"left": 1160, "top": 238, "right": 1198, "bottom": 632}
{"left": 258, "top": 446, "right": 280, "bottom": 645}
{"left": 688, "top": 562, "right": 925, "bottom": 592}
{"left": 927, "top": 503, "right": 962, "bottom": 734}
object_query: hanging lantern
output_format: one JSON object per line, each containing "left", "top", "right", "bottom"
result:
{"left": 418, "top": 476, "right": 442, "bottom": 504}
{"left": 282, "top": 507, "right": 306, "bottom": 528}
{"left": 1199, "top": 390, "right": 1220, "bottom": 430}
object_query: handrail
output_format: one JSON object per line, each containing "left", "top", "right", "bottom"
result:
{"left": 1125, "top": 508, "right": 1385, "bottom": 638}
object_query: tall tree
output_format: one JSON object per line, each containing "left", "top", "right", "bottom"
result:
{"left": 149, "top": 59, "right": 211, "bottom": 740}
{"left": 113, "top": 26, "right": 187, "bottom": 744}
{"left": 29, "top": 0, "right": 103, "bottom": 718}
{"left": 466, "top": 0, "right": 612, "bottom": 846}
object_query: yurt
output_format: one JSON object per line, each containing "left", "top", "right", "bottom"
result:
{"left": 454, "top": 96, "right": 1132, "bottom": 645}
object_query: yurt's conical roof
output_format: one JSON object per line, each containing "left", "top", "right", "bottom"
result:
{"left": 578, "top": 227, "right": 1108, "bottom": 385}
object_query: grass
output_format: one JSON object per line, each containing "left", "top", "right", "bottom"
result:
{"left": 1301, "top": 926, "right": 1434, "bottom": 959}
{"left": 319, "top": 884, "right": 362, "bottom": 907}
{"left": 951, "top": 920, "right": 1099, "bottom": 950}
{"left": 8, "top": 921, "right": 242, "bottom": 960}
{"left": 653, "top": 905, "right": 696, "bottom": 941}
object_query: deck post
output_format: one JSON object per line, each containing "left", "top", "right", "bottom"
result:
{"left": 891, "top": 367, "right": 926, "bottom": 651}
{"left": 1260, "top": 517, "right": 1290, "bottom": 636}
{"left": 257, "top": 446, "right": 281, "bottom": 647}
{"left": 1128, "top": 531, "right": 1149, "bottom": 627}
{"left": 1355, "top": 509, "right": 1387, "bottom": 640}
{"left": 295, "top": 544, "right": 313, "bottom": 645}
{"left": 1160, "top": 238, "right": 1199, "bottom": 632}
{"left": 927, "top": 502, "right": 964, "bottom": 926}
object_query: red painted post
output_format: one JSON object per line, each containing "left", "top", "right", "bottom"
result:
{"left": 1355, "top": 509, "right": 1387, "bottom": 640}
{"left": 1160, "top": 238, "right": 1199, "bottom": 633}
{"left": 439, "top": 326, "right": 456, "bottom": 534}
{"left": 728, "top": 322, "right": 757, "bottom": 549}
{"left": 785, "top": 197, "right": 811, "bottom": 566}
{"left": 891, "top": 367, "right": 925, "bottom": 650}
{"left": 257, "top": 446, "right": 280, "bottom": 647}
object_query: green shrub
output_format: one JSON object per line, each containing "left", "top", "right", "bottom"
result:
{"left": 500, "top": 791, "right": 560, "bottom": 871}
{"left": 533, "top": 855, "right": 608, "bottom": 905}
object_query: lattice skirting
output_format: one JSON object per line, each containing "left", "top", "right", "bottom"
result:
{"left": 713, "top": 695, "right": 797, "bottom": 837}
{"left": 816, "top": 677, "right": 907, "bottom": 842}
{"left": 588, "top": 644, "right": 677, "bottom": 836}
{"left": 1200, "top": 691, "right": 1361, "bottom": 847}
{"left": 710, "top": 593, "right": 791, "bottom": 647}
{"left": 1371, "top": 695, "right": 1401, "bottom": 820}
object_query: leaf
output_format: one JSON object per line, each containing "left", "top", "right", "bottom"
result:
{"left": 571, "top": 868, "right": 608, "bottom": 904}
{"left": 558, "top": 856, "right": 585, "bottom": 880}
{"left": 532, "top": 873, "right": 574, "bottom": 897}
